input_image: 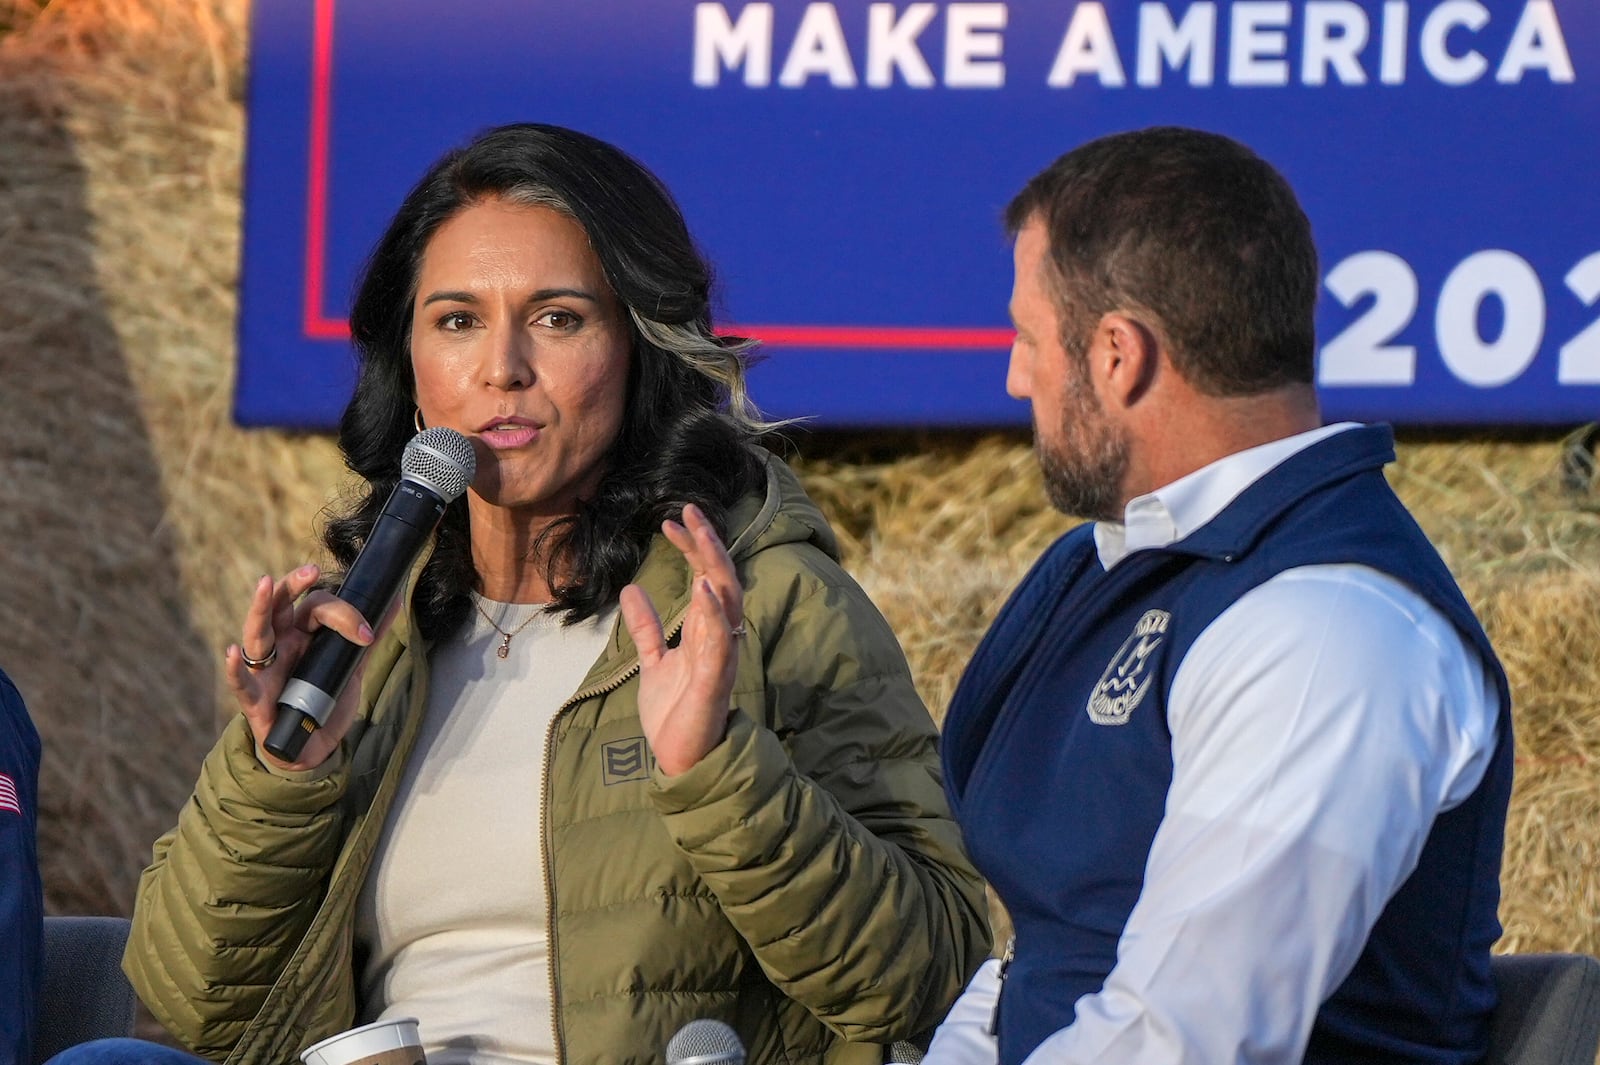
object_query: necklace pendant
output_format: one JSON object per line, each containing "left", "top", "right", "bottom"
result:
{"left": 475, "top": 598, "right": 538, "bottom": 661}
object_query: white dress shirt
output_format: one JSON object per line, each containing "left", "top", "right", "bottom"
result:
{"left": 926, "top": 423, "right": 1501, "bottom": 1065}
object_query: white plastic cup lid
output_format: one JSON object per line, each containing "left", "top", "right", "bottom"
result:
{"left": 300, "top": 1017, "right": 424, "bottom": 1065}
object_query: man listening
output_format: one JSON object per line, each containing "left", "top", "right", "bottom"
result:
{"left": 926, "top": 127, "right": 1509, "bottom": 1065}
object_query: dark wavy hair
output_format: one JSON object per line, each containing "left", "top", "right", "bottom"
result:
{"left": 1006, "top": 126, "right": 1318, "bottom": 396}
{"left": 326, "top": 123, "right": 770, "bottom": 642}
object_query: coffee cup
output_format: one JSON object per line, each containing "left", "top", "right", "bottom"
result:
{"left": 300, "top": 1017, "right": 426, "bottom": 1065}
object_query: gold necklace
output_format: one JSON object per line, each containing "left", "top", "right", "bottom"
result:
{"left": 473, "top": 599, "right": 543, "bottom": 660}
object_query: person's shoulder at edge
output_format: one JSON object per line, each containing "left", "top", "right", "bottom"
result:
{"left": 0, "top": 664, "right": 42, "bottom": 1065}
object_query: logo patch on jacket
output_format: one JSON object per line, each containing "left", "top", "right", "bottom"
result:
{"left": 0, "top": 771, "right": 20, "bottom": 815}
{"left": 602, "top": 737, "right": 655, "bottom": 785}
{"left": 1087, "top": 609, "right": 1171, "bottom": 726}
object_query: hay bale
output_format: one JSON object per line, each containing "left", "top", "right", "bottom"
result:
{"left": 0, "top": 0, "right": 344, "bottom": 917}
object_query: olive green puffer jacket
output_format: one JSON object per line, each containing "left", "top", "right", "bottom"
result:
{"left": 124, "top": 451, "right": 990, "bottom": 1065}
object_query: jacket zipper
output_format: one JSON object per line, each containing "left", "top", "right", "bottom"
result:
{"left": 539, "top": 612, "right": 686, "bottom": 1064}
{"left": 988, "top": 936, "right": 1015, "bottom": 1036}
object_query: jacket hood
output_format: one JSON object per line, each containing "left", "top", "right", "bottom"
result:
{"left": 724, "top": 448, "right": 840, "bottom": 565}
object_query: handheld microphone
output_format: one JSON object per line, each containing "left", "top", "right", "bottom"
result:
{"left": 264, "top": 426, "right": 475, "bottom": 762}
{"left": 666, "top": 1020, "right": 745, "bottom": 1065}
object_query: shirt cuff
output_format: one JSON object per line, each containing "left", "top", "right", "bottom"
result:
{"left": 924, "top": 957, "right": 1002, "bottom": 1065}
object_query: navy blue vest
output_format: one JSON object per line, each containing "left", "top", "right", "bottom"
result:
{"left": 942, "top": 426, "right": 1512, "bottom": 1065}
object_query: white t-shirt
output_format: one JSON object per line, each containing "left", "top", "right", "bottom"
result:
{"left": 355, "top": 597, "right": 616, "bottom": 1065}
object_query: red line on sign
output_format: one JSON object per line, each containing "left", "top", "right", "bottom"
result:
{"left": 726, "top": 325, "right": 1014, "bottom": 349}
{"left": 302, "top": 0, "right": 345, "bottom": 339}
{"left": 295, "top": 0, "right": 1010, "bottom": 351}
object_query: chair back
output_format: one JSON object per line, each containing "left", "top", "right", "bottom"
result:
{"left": 1487, "top": 952, "right": 1600, "bottom": 1065}
{"left": 33, "top": 915, "right": 137, "bottom": 1065}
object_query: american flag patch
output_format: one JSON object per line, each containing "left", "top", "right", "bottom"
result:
{"left": 0, "top": 772, "right": 20, "bottom": 816}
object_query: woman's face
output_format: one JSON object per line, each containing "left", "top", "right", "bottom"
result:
{"left": 410, "top": 198, "right": 630, "bottom": 519}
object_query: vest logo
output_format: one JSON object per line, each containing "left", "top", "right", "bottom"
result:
{"left": 1087, "top": 609, "right": 1171, "bottom": 726}
{"left": 602, "top": 737, "right": 655, "bottom": 785}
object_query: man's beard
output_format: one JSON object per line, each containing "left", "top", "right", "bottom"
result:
{"left": 1034, "top": 360, "right": 1130, "bottom": 523}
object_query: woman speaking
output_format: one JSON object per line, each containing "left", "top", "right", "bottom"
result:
{"left": 69, "top": 124, "right": 988, "bottom": 1065}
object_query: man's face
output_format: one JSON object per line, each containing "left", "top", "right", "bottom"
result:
{"left": 1007, "top": 216, "right": 1130, "bottom": 522}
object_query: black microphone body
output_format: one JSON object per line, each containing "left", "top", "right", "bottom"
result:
{"left": 264, "top": 427, "right": 474, "bottom": 762}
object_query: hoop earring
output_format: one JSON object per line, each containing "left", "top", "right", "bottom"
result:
{"left": 414, "top": 408, "right": 425, "bottom": 433}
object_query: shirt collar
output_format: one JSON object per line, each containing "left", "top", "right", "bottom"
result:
{"left": 1093, "top": 422, "right": 1361, "bottom": 569}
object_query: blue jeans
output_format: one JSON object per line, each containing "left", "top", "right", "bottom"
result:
{"left": 44, "top": 1038, "right": 211, "bottom": 1064}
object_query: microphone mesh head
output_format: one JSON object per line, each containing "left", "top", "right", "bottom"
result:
{"left": 402, "top": 427, "right": 476, "bottom": 502}
{"left": 666, "top": 1019, "right": 745, "bottom": 1065}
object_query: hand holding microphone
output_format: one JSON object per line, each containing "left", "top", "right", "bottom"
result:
{"left": 225, "top": 427, "right": 475, "bottom": 769}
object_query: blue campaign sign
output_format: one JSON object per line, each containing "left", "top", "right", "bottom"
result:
{"left": 236, "top": 1, "right": 1599, "bottom": 429}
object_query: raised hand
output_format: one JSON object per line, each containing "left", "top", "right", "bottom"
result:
{"left": 620, "top": 504, "right": 746, "bottom": 777}
{"left": 223, "top": 564, "right": 377, "bottom": 773}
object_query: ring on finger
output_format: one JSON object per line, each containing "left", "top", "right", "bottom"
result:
{"left": 240, "top": 644, "right": 278, "bottom": 671}
{"left": 729, "top": 623, "right": 748, "bottom": 639}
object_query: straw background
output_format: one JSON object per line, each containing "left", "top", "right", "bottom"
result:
{"left": 1, "top": 0, "right": 1595, "bottom": 1002}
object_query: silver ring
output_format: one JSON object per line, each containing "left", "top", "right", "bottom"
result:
{"left": 729, "top": 623, "right": 748, "bottom": 639}
{"left": 240, "top": 644, "right": 278, "bottom": 671}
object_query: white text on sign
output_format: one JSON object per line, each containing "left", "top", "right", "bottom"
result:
{"left": 1320, "top": 250, "right": 1600, "bottom": 389}
{"left": 692, "top": 1, "right": 1575, "bottom": 89}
